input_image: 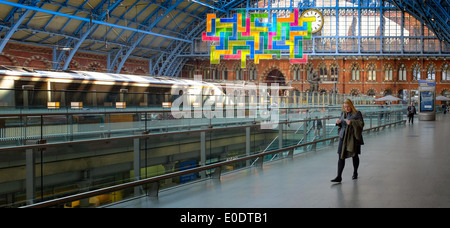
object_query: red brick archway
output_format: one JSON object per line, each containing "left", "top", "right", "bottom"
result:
{"left": 265, "top": 69, "right": 286, "bottom": 86}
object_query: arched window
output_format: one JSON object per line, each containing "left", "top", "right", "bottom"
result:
{"left": 247, "top": 65, "right": 257, "bottom": 81}
{"left": 351, "top": 64, "right": 360, "bottom": 81}
{"left": 235, "top": 68, "right": 243, "bottom": 80}
{"left": 211, "top": 67, "right": 219, "bottom": 80}
{"left": 319, "top": 64, "right": 328, "bottom": 81}
{"left": 384, "top": 89, "right": 393, "bottom": 96}
{"left": 203, "top": 68, "right": 209, "bottom": 80}
{"left": 330, "top": 64, "right": 338, "bottom": 82}
{"left": 442, "top": 64, "right": 449, "bottom": 81}
{"left": 292, "top": 65, "right": 301, "bottom": 81}
{"left": 384, "top": 65, "right": 392, "bottom": 81}
{"left": 189, "top": 67, "right": 194, "bottom": 79}
{"left": 427, "top": 64, "right": 436, "bottom": 80}
{"left": 367, "top": 89, "right": 376, "bottom": 96}
{"left": 295, "top": 68, "right": 301, "bottom": 81}
{"left": 368, "top": 64, "right": 376, "bottom": 81}
{"left": 221, "top": 66, "right": 228, "bottom": 80}
{"left": 412, "top": 64, "right": 420, "bottom": 81}
{"left": 398, "top": 64, "right": 406, "bottom": 81}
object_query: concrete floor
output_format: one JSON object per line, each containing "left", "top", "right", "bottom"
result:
{"left": 110, "top": 114, "right": 450, "bottom": 208}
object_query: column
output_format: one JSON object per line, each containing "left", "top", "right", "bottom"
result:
{"left": 133, "top": 137, "right": 141, "bottom": 196}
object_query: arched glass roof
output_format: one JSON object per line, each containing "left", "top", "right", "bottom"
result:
{"left": 0, "top": 0, "right": 448, "bottom": 77}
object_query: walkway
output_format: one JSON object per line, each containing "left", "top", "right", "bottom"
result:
{"left": 109, "top": 114, "right": 450, "bottom": 208}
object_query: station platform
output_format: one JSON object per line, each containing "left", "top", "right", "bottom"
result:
{"left": 108, "top": 114, "right": 450, "bottom": 208}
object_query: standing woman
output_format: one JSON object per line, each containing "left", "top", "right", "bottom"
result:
{"left": 331, "top": 99, "right": 365, "bottom": 183}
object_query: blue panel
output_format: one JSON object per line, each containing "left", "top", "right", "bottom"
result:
{"left": 246, "top": 40, "right": 255, "bottom": 58}
{"left": 272, "top": 41, "right": 289, "bottom": 50}
{"left": 220, "top": 14, "right": 237, "bottom": 23}
{"left": 207, "top": 19, "right": 216, "bottom": 37}
{"left": 290, "top": 22, "right": 308, "bottom": 31}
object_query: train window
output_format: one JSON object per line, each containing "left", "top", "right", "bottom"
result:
{"left": 47, "top": 102, "right": 60, "bottom": 109}
{"left": 116, "top": 102, "right": 126, "bottom": 109}
{"left": 71, "top": 102, "right": 83, "bottom": 109}
{"left": 22, "top": 85, "right": 35, "bottom": 90}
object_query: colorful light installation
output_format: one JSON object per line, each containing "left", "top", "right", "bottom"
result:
{"left": 202, "top": 9, "right": 317, "bottom": 69}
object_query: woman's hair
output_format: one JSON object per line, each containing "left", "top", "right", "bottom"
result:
{"left": 342, "top": 99, "right": 357, "bottom": 114}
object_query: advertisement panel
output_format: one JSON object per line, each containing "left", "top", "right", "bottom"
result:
{"left": 420, "top": 91, "right": 434, "bottom": 112}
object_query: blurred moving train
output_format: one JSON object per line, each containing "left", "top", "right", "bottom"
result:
{"left": 0, "top": 65, "right": 229, "bottom": 109}
{"left": 0, "top": 66, "right": 292, "bottom": 140}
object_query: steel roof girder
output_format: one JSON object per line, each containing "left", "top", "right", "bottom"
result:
{"left": 0, "top": 0, "right": 38, "bottom": 54}
{"left": 150, "top": 52, "right": 168, "bottom": 75}
{"left": 172, "top": 58, "right": 189, "bottom": 77}
{"left": 61, "top": 0, "right": 125, "bottom": 70}
{"left": 54, "top": 0, "right": 122, "bottom": 70}
{"left": 147, "top": 2, "right": 193, "bottom": 49}
{"left": 386, "top": 0, "right": 450, "bottom": 47}
{"left": 58, "top": 1, "right": 91, "bottom": 34}
{"left": 166, "top": 57, "right": 187, "bottom": 77}
{"left": 152, "top": 0, "right": 205, "bottom": 51}
{"left": 109, "top": 0, "right": 176, "bottom": 65}
{"left": 157, "top": 0, "right": 237, "bottom": 75}
{"left": 413, "top": 0, "right": 450, "bottom": 46}
{"left": 189, "top": 0, "right": 227, "bottom": 13}
{"left": 121, "top": 2, "right": 167, "bottom": 44}
{"left": 425, "top": 0, "right": 450, "bottom": 32}
{"left": 105, "top": 0, "right": 142, "bottom": 42}
{"left": 159, "top": 22, "right": 206, "bottom": 72}
{"left": 159, "top": 0, "right": 246, "bottom": 76}
{"left": 157, "top": 23, "right": 206, "bottom": 76}
{"left": 0, "top": 1, "right": 193, "bottom": 43}
{"left": 428, "top": 0, "right": 450, "bottom": 22}
{"left": 112, "top": 0, "right": 185, "bottom": 73}
{"left": 0, "top": 9, "right": 33, "bottom": 54}
{"left": 43, "top": 0, "right": 72, "bottom": 31}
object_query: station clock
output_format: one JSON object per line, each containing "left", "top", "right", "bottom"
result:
{"left": 301, "top": 9, "right": 324, "bottom": 33}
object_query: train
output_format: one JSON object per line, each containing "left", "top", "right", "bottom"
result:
{"left": 0, "top": 66, "right": 294, "bottom": 138}
{"left": 0, "top": 65, "right": 233, "bottom": 109}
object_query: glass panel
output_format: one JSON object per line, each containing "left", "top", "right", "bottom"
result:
{"left": 361, "top": 38, "right": 380, "bottom": 52}
{"left": 405, "top": 38, "right": 421, "bottom": 53}
{"left": 424, "top": 39, "right": 440, "bottom": 53}
{"left": 1, "top": 93, "right": 411, "bottom": 208}
{"left": 383, "top": 9, "right": 402, "bottom": 37}
{"left": 360, "top": 8, "right": 380, "bottom": 37}
{"left": 339, "top": 38, "right": 359, "bottom": 52}
{"left": 404, "top": 12, "right": 422, "bottom": 36}
{"left": 383, "top": 38, "right": 402, "bottom": 52}
{"left": 322, "top": 9, "right": 336, "bottom": 36}
{"left": 0, "top": 148, "right": 26, "bottom": 207}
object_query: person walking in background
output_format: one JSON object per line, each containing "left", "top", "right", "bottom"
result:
{"left": 407, "top": 103, "right": 417, "bottom": 124}
{"left": 313, "top": 116, "right": 322, "bottom": 138}
{"left": 331, "top": 99, "right": 364, "bottom": 183}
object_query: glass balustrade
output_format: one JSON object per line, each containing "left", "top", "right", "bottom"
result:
{"left": 0, "top": 89, "right": 408, "bottom": 208}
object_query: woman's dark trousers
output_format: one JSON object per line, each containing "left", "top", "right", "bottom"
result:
{"left": 337, "top": 138, "right": 360, "bottom": 179}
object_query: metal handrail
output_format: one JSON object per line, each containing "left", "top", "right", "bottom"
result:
{"left": 0, "top": 113, "right": 348, "bottom": 153}
{"left": 21, "top": 118, "right": 406, "bottom": 208}
{"left": 0, "top": 108, "right": 406, "bottom": 153}
{"left": 0, "top": 106, "right": 338, "bottom": 117}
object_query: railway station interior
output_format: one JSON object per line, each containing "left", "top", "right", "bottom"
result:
{"left": 0, "top": 0, "right": 449, "bottom": 210}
